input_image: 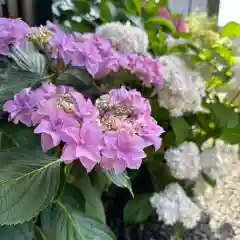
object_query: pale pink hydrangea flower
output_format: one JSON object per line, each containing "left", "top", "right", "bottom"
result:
{"left": 96, "top": 86, "right": 164, "bottom": 173}
{"left": 3, "top": 82, "right": 102, "bottom": 172}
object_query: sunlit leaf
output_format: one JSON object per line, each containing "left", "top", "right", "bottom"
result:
{"left": 221, "top": 22, "right": 240, "bottom": 37}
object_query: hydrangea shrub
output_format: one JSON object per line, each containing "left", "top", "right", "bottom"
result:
{"left": 0, "top": 0, "right": 239, "bottom": 239}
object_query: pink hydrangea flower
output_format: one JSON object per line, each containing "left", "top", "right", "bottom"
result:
{"left": 60, "top": 122, "right": 102, "bottom": 171}
{"left": 126, "top": 54, "right": 163, "bottom": 88}
{"left": 48, "top": 31, "right": 77, "bottom": 65}
{"left": 41, "top": 25, "right": 163, "bottom": 88}
{"left": 101, "top": 131, "right": 146, "bottom": 173}
{"left": 31, "top": 83, "right": 100, "bottom": 154}
{"left": 96, "top": 86, "right": 164, "bottom": 172}
{"left": 135, "top": 116, "right": 164, "bottom": 150}
{"left": 34, "top": 108, "right": 79, "bottom": 152}
{"left": 174, "top": 18, "right": 189, "bottom": 33}
{"left": 0, "top": 18, "right": 29, "bottom": 55}
{"left": 158, "top": 8, "right": 172, "bottom": 19}
{"left": 3, "top": 88, "right": 37, "bottom": 126}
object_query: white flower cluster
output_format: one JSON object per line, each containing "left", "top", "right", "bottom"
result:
{"left": 150, "top": 183, "right": 201, "bottom": 229}
{"left": 164, "top": 142, "right": 201, "bottom": 180}
{"left": 165, "top": 139, "right": 239, "bottom": 184}
{"left": 196, "top": 166, "right": 240, "bottom": 238}
{"left": 95, "top": 22, "right": 149, "bottom": 54}
{"left": 158, "top": 55, "right": 206, "bottom": 116}
{"left": 200, "top": 139, "right": 239, "bottom": 181}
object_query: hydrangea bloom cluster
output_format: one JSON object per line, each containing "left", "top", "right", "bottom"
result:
{"left": 196, "top": 167, "right": 240, "bottom": 237}
{"left": 158, "top": 55, "right": 206, "bottom": 116}
{"left": 30, "top": 21, "right": 163, "bottom": 88}
{"left": 0, "top": 18, "right": 29, "bottom": 55}
{"left": 4, "top": 82, "right": 102, "bottom": 171}
{"left": 200, "top": 139, "right": 240, "bottom": 181}
{"left": 95, "top": 86, "right": 164, "bottom": 172}
{"left": 164, "top": 142, "right": 201, "bottom": 180}
{"left": 150, "top": 183, "right": 201, "bottom": 229}
{"left": 95, "top": 22, "right": 149, "bottom": 54}
{"left": 3, "top": 83, "right": 163, "bottom": 173}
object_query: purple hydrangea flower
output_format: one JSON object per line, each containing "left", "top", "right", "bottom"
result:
{"left": 3, "top": 88, "right": 37, "bottom": 126}
{"left": 33, "top": 81, "right": 57, "bottom": 100}
{"left": 45, "top": 21, "right": 62, "bottom": 34}
{"left": 96, "top": 86, "right": 164, "bottom": 172}
{"left": 34, "top": 108, "right": 79, "bottom": 152}
{"left": 48, "top": 31, "right": 76, "bottom": 65}
{"left": 77, "top": 41, "right": 102, "bottom": 76}
{"left": 126, "top": 54, "right": 163, "bottom": 88}
{"left": 60, "top": 121, "right": 102, "bottom": 171}
{"left": 135, "top": 116, "right": 165, "bottom": 150}
{"left": 100, "top": 131, "right": 146, "bottom": 173}
{"left": 46, "top": 29, "right": 163, "bottom": 88}
{"left": 31, "top": 83, "right": 73, "bottom": 125}
{"left": 0, "top": 18, "right": 29, "bottom": 55}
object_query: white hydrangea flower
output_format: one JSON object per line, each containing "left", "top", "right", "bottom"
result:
{"left": 95, "top": 22, "right": 148, "bottom": 54}
{"left": 200, "top": 139, "right": 240, "bottom": 180}
{"left": 158, "top": 55, "right": 206, "bottom": 116}
{"left": 195, "top": 166, "right": 240, "bottom": 238}
{"left": 164, "top": 142, "right": 201, "bottom": 180}
{"left": 150, "top": 183, "right": 201, "bottom": 229}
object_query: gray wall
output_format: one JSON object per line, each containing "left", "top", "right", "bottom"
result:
{"left": 169, "top": 0, "right": 207, "bottom": 16}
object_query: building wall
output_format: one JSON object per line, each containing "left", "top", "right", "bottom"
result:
{"left": 169, "top": 0, "right": 208, "bottom": 16}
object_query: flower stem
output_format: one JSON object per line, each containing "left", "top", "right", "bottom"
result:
{"left": 174, "top": 222, "right": 183, "bottom": 240}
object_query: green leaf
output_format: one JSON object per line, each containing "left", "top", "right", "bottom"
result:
{"left": 210, "top": 102, "right": 239, "bottom": 129}
{"left": 75, "top": 0, "right": 90, "bottom": 14}
{"left": 11, "top": 43, "right": 47, "bottom": 75}
{"left": 170, "top": 117, "right": 190, "bottom": 145}
{"left": 70, "top": 20, "right": 94, "bottom": 33}
{"left": 104, "top": 170, "right": 133, "bottom": 196}
{"left": 145, "top": 17, "right": 176, "bottom": 33}
{"left": 0, "top": 122, "right": 40, "bottom": 150}
{"left": 72, "top": 167, "right": 106, "bottom": 224}
{"left": 57, "top": 68, "right": 100, "bottom": 94}
{"left": 221, "top": 22, "right": 240, "bottom": 37}
{"left": 41, "top": 188, "right": 116, "bottom": 240}
{"left": 144, "top": 0, "right": 158, "bottom": 17}
{"left": 163, "top": 130, "right": 175, "bottom": 148}
{"left": 157, "top": 0, "right": 168, "bottom": 7}
{"left": 0, "top": 63, "right": 47, "bottom": 110}
{"left": 220, "top": 122, "right": 240, "bottom": 144}
{"left": 132, "top": 0, "right": 141, "bottom": 16}
{"left": 100, "top": 0, "right": 117, "bottom": 22}
{"left": 124, "top": 195, "right": 153, "bottom": 223}
{"left": 91, "top": 169, "right": 108, "bottom": 194}
{"left": 0, "top": 222, "right": 34, "bottom": 240}
{"left": 0, "top": 148, "right": 60, "bottom": 225}
{"left": 124, "top": 0, "right": 141, "bottom": 15}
